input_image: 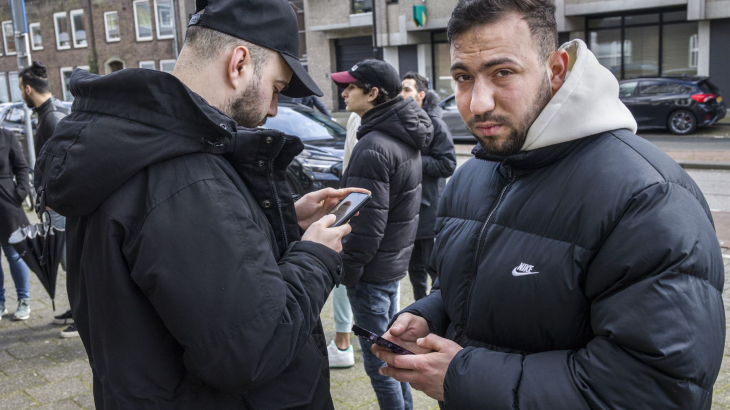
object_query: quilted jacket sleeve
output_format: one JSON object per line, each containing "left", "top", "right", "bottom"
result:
{"left": 443, "top": 181, "right": 725, "bottom": 410}
{"left": 422, "top": 118, "right": 456, "bottom": 180}
{"left": 396, "top": 279, "right": 451, "bottom": 336}
{"left": 340, "top": 148, "right": 390, "bottom": 286}
{"left": 130, "top": 177, "right": 343, "bottom": 393}
{"left": 8, "top": 131, "right": 29, "bottom": 203}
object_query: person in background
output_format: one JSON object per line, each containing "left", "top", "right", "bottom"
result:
{"left": 19, "top": 61, "right": 76, "bottom": 338}
{"left": 400, "top": 72, "right": 456, "bottom": 301}
{"left": 332, "top": 59, "right": 433, "bottom": 410}
{"left": 0, "top": 128, "right": 31, "bottom": 321}
{"left": 326, "top": 110, "right": 361, "bottom": 369}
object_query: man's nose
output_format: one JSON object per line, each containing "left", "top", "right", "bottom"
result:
{"left": 470, "top": 79, "right": 496, "bottom": 116}
{"left": 267, "top": 94, "right": 279, "bottom": 118}
{"left": 341, "top": 89, "right": 348, "bottom": 99}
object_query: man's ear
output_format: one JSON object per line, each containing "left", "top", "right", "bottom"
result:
{"left": 228, "top": 45, "right": 251, "bottom": 91}
{"left": 548, "top": 49, "right": 570, "bottom": 96}
{"left": 23, "top": 84, "right": 33, "bottom": 97}
{"left": 367, "top": 87, "right": 380, "bottom": 103}
{"left": 418, "top": 91, "right": 426, "bottom": 101}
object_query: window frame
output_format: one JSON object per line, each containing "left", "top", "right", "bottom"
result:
{"left": 69, "top": 9, "right": 88, "bottom": 48}
{"left": 2, "top": 21, "right": 16, "bottom": 56}
{"left": 29, "top": 22, "right": 43, "bottom": 50}
{"left": 0, "top": 72, "right": 9, "bottom": 103}
{"left": 154, "top": 0, "right": 175, "bottom": 40}
{"left": 139, "top": 60, "right": 156, "bottom": 70}
{"left": 54, "top": 12, "right": 71, "bottom": 50}
{"left": 133, "top": 0, "right": 154, "bottom": 42}
{"left": 60, "top": 67, "right": 74, "bottom": 101}
{"left": 8, "top": 71, "right": 21, "bottom": 102}
{"left": 159, "top": 59, "right": 176, "bottom": 73}
{"left": 104, "top": 11, "right": 121, "bottom": 43}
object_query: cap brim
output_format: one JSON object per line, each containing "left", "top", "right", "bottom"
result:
{"left": 280, "top": 53, "right": 323, "bottom": 98}
{"left": 331, "top": 71, "right": 359, "bottom": 89}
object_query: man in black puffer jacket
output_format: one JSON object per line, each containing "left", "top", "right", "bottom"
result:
{"left": 331, "top": 59, "right": 433, "bottom": 410}
{"left": 401, "top": 72, "right": 457, "bottom": 301}
{"left": 374, "top": 1, "right": 725, "bottom": 409}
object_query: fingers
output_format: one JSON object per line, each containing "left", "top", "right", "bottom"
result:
{"left": 374, "top": 348, "right": 418, "bottom": 370}
{"left": 379, "top": 365, "right": 418, "bottom": 383}
{"left": 317, "top": 214, "right": 336, "bottom": 228}
{"left": 389, "top": 314, "right": 413, "bottom": 337}
{"left": 417, "top": 334, "right": 451, "bottom": 352}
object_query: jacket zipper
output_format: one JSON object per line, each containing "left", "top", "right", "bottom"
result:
{"left": 461, "top": 166, "right": 516, "bottom": 333}
{"left": 269, "top": 134, "right": 289, "bottom": 249}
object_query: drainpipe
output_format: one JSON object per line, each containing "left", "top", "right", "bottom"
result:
{"left": 86, "top": 0, "right": 98, "bottom": 73}
{"left": 371, "top": 0, "right": 378, "bottom": 57}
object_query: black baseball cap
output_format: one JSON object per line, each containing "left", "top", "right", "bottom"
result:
{"left": 189, "top": 0, "right": 322, "bottom": 98}
{"left": 331, "top": 60, "right": 401, "bottom": 99}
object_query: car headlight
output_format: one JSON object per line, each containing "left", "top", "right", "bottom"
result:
{"left": 301, "top": 158, "right": 339, "bottom": 173}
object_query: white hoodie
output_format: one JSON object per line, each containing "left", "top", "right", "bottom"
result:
{"left": 521, "top": 39, "right": 637, "bottom": 152}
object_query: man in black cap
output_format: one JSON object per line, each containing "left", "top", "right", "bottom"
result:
{"left": 33, "top": 0, "right": 364, "bottom": 409}
{"left": 332, "top": 60, "right": 433, "bottom": 410}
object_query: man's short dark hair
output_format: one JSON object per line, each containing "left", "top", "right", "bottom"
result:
{"left": 447, "top": 0, "right": 558, "bottom": 61}
{"left": 402, "top": 72, "right": 428, "bottom": 94}
{"left": 19, "top": 61, "right": 50, "bottom": 94}
{"left": 183, "top": 25, "right": 270, "bottom": 74}
{"left": 353, "top": 81, "right": 391, "bottom": 106}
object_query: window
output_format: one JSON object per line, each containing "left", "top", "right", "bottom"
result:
{"left": 689, "top": 34, "right": 699, "bottom": 68}
{"left": 8, "top": 71, "right": 21, "bottom": 102}
{"left": 70, "top": 9, "right": 87, "bottom": 48}
{"left": 134, "top": 0, "right": 153, "bottom": 41}
{"left": 352, "top": 0, "right": 372, "bottom": 14}
{"left": 159, "top": 59, "right": 176, "bottom": 73}
{"left": 154, "top": 0, "right": 175, "bottom": 39}
{"left": 139, "top": 61, "right": 156, "bottom": 70}
{"left": 60, "top": 67, "right": 74, "bottom": 101}
{"left": 619, "top": 81, "right": 638, "bottom": 98}
{"left": 29, "top": 23, "right": 42, "bottom": 50}
{"left": 662, "top": 22, "right": 698, "bottom": 76}
{"left": 104, "top": 11, "right": 121, "bottom": 42}
{"left": 637, "top": 81, "right": 689, "bottom": 97}
{"left": 54, "top": 12, "right": 71, "bottom": 50}
{"left": 0, "top": 73, "right": 8, "bottom": 103}
{"left": 2, "top": 21, "right": 16, "bottom": 55}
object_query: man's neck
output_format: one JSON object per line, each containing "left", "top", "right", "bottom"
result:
{"left": 33, "top": 93, "right": 53, "bottom": 108}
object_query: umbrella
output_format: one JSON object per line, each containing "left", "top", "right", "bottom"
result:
{"left": 8, "top": 222, "right": 65, "bottom": 311}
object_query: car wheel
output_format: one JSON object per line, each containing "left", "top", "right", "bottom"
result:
{"left": 667, "top": 110, "right": 697, "bottom": 135}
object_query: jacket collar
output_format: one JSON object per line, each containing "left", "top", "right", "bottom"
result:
{"left": 472, "top": 135, "right": 591, "bottom": 176}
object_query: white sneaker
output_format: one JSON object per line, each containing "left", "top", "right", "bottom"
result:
{"left": 327, "top": 340, "right": 355, "bottom": 368}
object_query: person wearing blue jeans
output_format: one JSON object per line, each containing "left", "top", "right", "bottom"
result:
{"left": 348, "top": 281, "right": 412, "bottom": 410}
{"left": 0, "top": 246, "right": 31, "bottom": 321}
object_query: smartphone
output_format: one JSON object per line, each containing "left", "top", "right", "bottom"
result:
{"left": 327, "top": 192, "right": 371, "bottom": 227}
{"left": 352, "top": 325, "right": 415, "bottom": 355}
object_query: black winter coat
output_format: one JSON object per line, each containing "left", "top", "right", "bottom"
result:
{"left": 340, "top": 96, "right": 433, "bottom": 286}
{"left": 34, "top": 69, "right": 343, "bottom": 410}
{"left": 33, "top": 96, "right": 69, "bottom": 158}
{"left": 401, "top": 130, "right": 724, "bottom": 409}
{"left": 417, "top": 92, "right": 456, "bottom": 239}
{"left": 0, "top": 128, "right": 29, "bottom": 245}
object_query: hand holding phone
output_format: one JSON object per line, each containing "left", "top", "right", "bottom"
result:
{"left": 353, "top": 325, "right": 415, "bottom": 355}
{"left": 327, "top": 192, "right": 371, "bottom": 228}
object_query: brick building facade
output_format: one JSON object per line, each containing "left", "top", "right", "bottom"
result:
{"left": 0, "top": 0, "right": 197, "bottom": 103}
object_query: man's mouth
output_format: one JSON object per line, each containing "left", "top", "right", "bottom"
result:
{"left": 475, "top": 123, "right": 503, "bottom": 137}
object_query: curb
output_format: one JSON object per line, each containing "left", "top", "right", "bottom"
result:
{"left": 678, "top": 162, "right": 730, "bottom": 170}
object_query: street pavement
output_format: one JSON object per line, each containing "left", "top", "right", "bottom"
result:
{"left": 1, "top": 128, "right": 729, "bottom": 409}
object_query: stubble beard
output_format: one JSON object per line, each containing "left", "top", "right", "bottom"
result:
{"left": 225, "top": 73, "right": 268, "bottom": 129}
{"left": 468, "top": 73, "right": 553, "bottom": 157}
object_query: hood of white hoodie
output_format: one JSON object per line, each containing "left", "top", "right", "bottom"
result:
{"left": 521, "top": 39, "right": 637, "bottom": 152}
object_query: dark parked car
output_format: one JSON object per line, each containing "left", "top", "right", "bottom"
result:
{"left": 0, "top": 101, "right": 73, "bottom": 161}
{"left": 438, "top": 94, "right": 474, "bottom": 143}
{"left": 265, "top": 102, "right": 345, "bottom": 198}
{"left": 619, "top": 77, "right": 726, "bottom": 134}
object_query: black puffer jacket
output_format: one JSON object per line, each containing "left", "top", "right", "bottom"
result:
{"left": 400, "top": 40, "right": 724, "bottom": 410}
{"left": 33, "top": 96, "right": 69, "bottom": 158}
{"left": 340, "top": 96, "right": 433, "bottom": 286}
{"left": 34, "top": 69, "right": 342, "bottom": 410}
{"left": 417, "top": 92, "right": 456, "bottom": 239}
{"left": 0, "top": 129, "right": 29, "bottom": 245}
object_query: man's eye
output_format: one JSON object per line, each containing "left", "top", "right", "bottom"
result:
{"left": 454, "top": 74, "right": 472, "bottom": 83}
{"left": 495, "top": 70, "right": 513, "bottom": 77}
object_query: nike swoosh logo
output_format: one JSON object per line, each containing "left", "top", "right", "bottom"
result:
{"left": 511, "top": 268, "right": 539, "bottom": 276}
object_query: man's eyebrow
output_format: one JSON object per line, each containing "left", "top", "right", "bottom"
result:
{"left": 451, "top": 57, "right": 521, "bottom": 73}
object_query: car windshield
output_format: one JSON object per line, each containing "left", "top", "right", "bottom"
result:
{"left": 264, "top": 106, "right": 346, "bottom": 142}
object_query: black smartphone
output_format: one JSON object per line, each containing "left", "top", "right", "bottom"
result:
{"left": 352, "top": 325, "right": 415, "bottom": 355}
{"left": 327, "top": 192, "right": 371, "bottom": 227}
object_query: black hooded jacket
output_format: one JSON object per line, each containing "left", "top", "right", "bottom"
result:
{"left": 340, "top": 96, "right": 433, "bottom": 286}
{"left": 34, "top": 69, "right": 343, "bottom": 410}
{"left": 33, "top": 96, "right": 70, "bottom": 158}
{"left": 417, "top": 91, "right": 456, "bottom": 239}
